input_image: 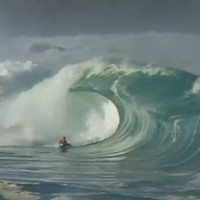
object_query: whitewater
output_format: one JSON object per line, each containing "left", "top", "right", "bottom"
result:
{"left": 1, "top": 59, "right": 200, "bottom": 200}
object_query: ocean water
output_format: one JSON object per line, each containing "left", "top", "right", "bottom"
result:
{"left": 1, "top": 59, "right": 200, "bottom": 200}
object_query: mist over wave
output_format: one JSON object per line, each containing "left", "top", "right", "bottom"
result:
{"left": 0, "top": 60, "right": 120, "bottom": 146}
{"left": 1, "top": 58, "right": 200, "bottom": 170}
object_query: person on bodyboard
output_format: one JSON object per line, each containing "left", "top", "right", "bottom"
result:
{"left": 59, "top": 136, "right": 70, "bottom": 148}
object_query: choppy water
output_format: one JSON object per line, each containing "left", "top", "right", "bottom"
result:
{"left": 1, "top": 59, "right": 200, "bottom": 200}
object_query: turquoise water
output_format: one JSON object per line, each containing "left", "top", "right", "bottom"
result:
{"left": 0, "top": 143, "right": 200, "bottom": 200}
{"left": 1, "top": 59, "right": 200, "bottom": 199}
{"left": 0, "top": 146, "right": 137, "bottom": 200}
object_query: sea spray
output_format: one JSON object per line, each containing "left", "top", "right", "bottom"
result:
{"left": 0, "top": 61, "right": 119, "bottom": 146}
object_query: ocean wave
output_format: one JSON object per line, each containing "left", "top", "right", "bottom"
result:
{"left": 1, "top": 58, "right": 200, "bottom": 169}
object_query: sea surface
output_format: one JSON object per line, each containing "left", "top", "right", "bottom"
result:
{"left": 1, "top": 59, "right": 200, "bottom": 200}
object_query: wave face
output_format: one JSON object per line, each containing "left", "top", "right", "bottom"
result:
{"left": 71, "top": 60, "right": 200, "bottom": 169}
{"left": 1, "top": 59, "right": 200, "bottom": 168}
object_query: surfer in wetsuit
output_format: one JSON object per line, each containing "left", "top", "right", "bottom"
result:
{"left": 59, "top": 136, "right": 68, "bottom": 147}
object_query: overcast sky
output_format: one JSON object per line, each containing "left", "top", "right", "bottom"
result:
{"left": 0, "top": 0, "right": 200, "bottom": 37}
{"left": 0, "top": 0, "right": 200, "bottom": 76}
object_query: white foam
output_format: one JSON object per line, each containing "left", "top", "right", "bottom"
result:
{"left": 0, "top": 60, "right": 37, "bottom": 78}
{"left": 0, "top": 61, "right": 119, "bottom": 146}
{"left": 191, "top": 77, "right": 200, "bottom": 94}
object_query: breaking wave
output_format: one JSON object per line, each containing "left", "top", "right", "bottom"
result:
{"left": 1, "top": 58, "right": 200, "bottom": 169}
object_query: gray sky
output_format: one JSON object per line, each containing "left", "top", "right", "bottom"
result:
{"left": 0, "top": 0, "right": 200, "bottom": 78}
{"left": 0, "top": 0, "right": 200, "bottom": 37}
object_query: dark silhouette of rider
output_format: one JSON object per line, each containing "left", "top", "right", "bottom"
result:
{"left": 59, "top": 136, "right": 68, "bottom": 147}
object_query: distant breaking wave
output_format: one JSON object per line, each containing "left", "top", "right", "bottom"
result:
{"left": 1, "top": 58, "right": 200, "bottom": 169}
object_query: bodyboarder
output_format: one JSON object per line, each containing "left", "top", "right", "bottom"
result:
{"left": 59, "top": 136, "right": 69, "bottom": 147}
